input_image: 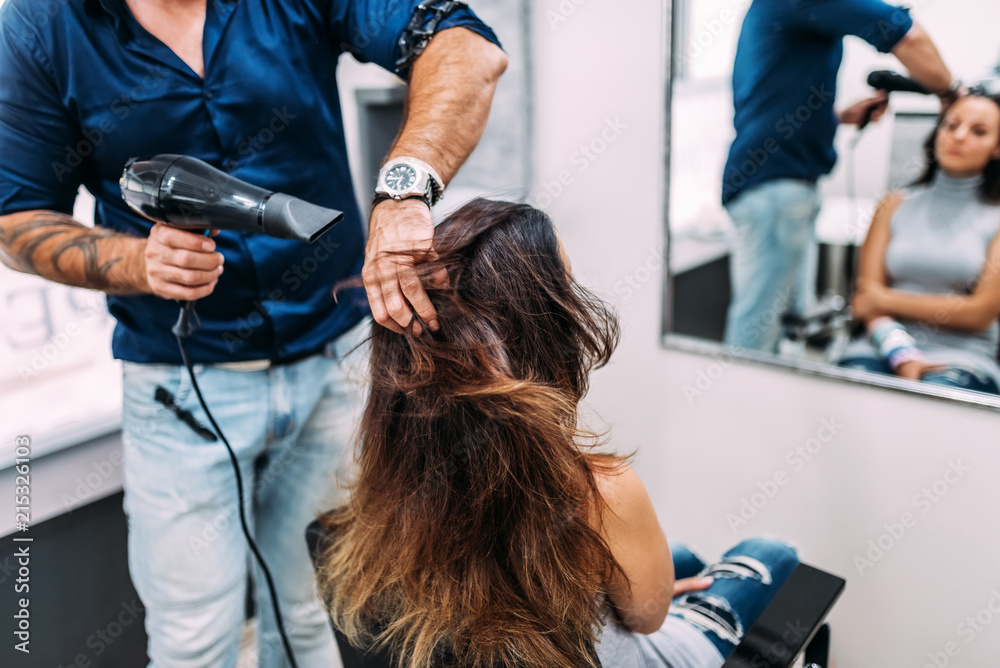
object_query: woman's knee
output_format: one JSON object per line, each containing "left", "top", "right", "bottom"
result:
{"left": 721, "top": 537, "right": 800, "bottom": 584}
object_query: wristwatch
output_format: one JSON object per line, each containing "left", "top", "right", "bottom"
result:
{"left": 373, "top": 157, "right": 445, "bottom": 208}
{"left": 937, "top": 79, "right": 962, "bottom": 100}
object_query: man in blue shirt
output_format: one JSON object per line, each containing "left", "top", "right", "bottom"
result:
{"left": 0, "top": 0, "right": 506, "bottom": 664}
{"left": 721, "top": 0, "right": 954, "bottom": 352}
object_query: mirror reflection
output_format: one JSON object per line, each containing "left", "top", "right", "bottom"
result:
{"left": 666, "top": 0, "right": 1000, "bottom": 401}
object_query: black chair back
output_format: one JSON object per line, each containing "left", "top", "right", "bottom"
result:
{"left": 306, "top": 520, "right": 397, "bottom": 668}
{"left": 305, "top": 519, "right": 603, "bottom": 668}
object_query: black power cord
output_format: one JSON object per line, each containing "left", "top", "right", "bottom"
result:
{"left": 171, "top": 293, "right": 299, "bottom": 668}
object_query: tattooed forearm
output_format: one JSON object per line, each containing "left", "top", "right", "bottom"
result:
{"left": 0, "top": 210, "right": 147, "bottom": 294}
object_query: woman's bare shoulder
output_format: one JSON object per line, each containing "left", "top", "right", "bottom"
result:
{"left": 589, "top": 461, "right": 652, "bottom": 527}
{"left": 878, "top": 190, "right": 909, "bottom": 215}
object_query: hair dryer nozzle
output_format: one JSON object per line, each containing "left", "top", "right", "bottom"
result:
{"left": 261, "top": 193, "right": 344, "bottom": 243}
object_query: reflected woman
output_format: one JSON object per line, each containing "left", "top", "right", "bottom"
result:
{"left": 839, "top": 93, "right": 1000, "bottom": 395}
{"left": 310, "top": 199, "right": 799, "bottom": 668}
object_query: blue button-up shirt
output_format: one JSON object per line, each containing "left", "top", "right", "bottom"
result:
{"left": 721, "top": 0, "right": 911, "bottom": 206}
{"left": 0, "top": 0, "right": 499, "bottom": 364}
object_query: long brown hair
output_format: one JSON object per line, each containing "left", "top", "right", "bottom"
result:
{"left": 316, "top": 199, "right": 630, "bottom": 668}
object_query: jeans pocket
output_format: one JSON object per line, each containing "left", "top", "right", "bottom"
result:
{"left": 121, "top": 362, "right": 204, "bottom": 423}
{"left": 724, "top": 196, "right": 755, "bottom": 229}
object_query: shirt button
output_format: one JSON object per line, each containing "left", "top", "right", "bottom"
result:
{"left": 223, "top": 158, "right": 237, "bottom": 172}
{"left": 204, "top": 89, "right": 213, "bottom": 100}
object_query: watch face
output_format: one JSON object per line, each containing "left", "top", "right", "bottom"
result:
{"left": 385, "top": 164, "right": 418, "bottom": 192}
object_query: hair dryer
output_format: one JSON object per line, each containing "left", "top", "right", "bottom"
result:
{"left": 866, "top": 70, "right": 931, "bottom": 95}
{"left": 853, "top": 70, "right": 934, "bottom": 133}
{"left": 119, "top": 154, "right": 343, "bottom": 243}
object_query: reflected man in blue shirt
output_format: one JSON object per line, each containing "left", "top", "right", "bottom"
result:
{"left": 721, "top": 0, "right": 953, "bottom": 352}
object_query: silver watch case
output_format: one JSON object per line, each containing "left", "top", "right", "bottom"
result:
{"left": 375, "top": 158, "right": 444, "bottom": 205}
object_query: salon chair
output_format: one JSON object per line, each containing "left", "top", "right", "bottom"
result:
{"left": 306, "top": 521, "right": 843, "bottom": 668}
{"left": 780, "top": 294, "right": 854, "bottom": 361}
{"left": 779, "top": 243, "right": 859, "bottom": 361}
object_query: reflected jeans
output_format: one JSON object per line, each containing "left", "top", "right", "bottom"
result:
{"left": 838, "top": 356, "right": 1000, "bottom": 395}
{"left": 120, "top": 320, "right": 369, "bottom": 667}
{"left": 637, "top": 538, "right": 800, "bottom": 661}
{"left": 724, "top": 179, "right": 821, "bottom": 353}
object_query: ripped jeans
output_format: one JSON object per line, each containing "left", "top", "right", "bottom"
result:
{"left": 838, "top": 356, "right": 1000, "bottom": 395}
{"left": 638, "top": 538, "right": 800, "bottom": 663}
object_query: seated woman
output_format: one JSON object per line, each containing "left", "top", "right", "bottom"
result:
{"left": 312, "top": 199, "right": 799, "bottom": 667}
{"left": 838, "top": 92, "right": 1000, "bottom": 394}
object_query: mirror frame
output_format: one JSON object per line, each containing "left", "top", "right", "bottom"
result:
{"left": 658, "top": 0, "right": 1000, "bottom": 413}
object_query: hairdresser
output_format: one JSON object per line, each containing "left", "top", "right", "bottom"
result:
{"left": 0, "top": 0, "right": 506, "bottom": 664}
{"left": 722, "top": 0, "right": 955, "bottom": 353}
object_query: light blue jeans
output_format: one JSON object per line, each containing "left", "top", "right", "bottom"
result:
{"left": 120, "top": 319, "right": 369, "bottom": 667}
{"left": 724, "top": 179, "right": 821, "bottom": 352}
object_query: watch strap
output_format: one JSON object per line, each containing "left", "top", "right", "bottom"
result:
{"left": 937, "top": 79, "right": 962, "bottom": 99}
{"left": 372, "top": 192, "right": 431, "bottom": 210}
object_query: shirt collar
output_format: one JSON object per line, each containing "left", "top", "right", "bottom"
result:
{"left": 86, "top": 0, "right": 129, "bottom": 40}
{"left": 92, "top": 0, "right": 123, "bottom": 20}
{"left": 86, "top": 0, "right": 239, "bottom": 43}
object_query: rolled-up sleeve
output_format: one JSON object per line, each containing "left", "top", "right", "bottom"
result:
{"left": 0, "top": 11, "right": 83, "bottom": 216}
{"left": 327, "top": 0, "right": 502, "bottom": 74}
{"left": 787, "top": 0, "right": 914, "bottom": 53}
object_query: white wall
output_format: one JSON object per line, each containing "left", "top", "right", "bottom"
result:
{"left": 531, "top": 1, "right": 1000, "bottom": 666}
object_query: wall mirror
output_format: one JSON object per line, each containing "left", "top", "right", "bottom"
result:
{"left": 662, "top": 0, "right": 1000, "bottom": 411}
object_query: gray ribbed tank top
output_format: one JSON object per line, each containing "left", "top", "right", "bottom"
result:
{"left": 594, "top": 608, "right": 724, "bottom": 668}
{"left": 888, "top": 172, "right": 1000, "bottom": 382}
